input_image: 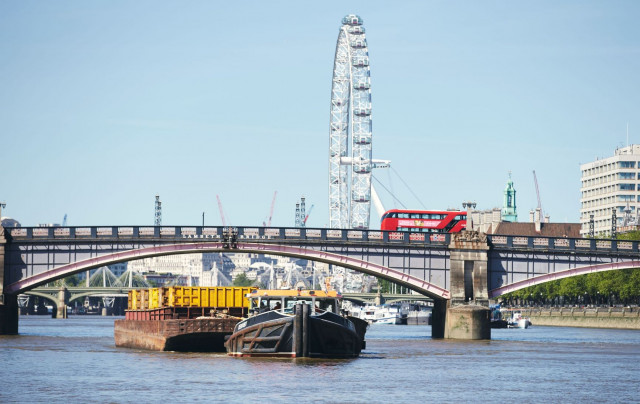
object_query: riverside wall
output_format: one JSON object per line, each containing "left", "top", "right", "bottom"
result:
{"left": 519, "top": 307, "right": 640, "bottom": 330}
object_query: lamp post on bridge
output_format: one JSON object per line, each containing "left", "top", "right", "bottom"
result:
{"left": 462, "top": 201, "right": 476, "bottom": 231}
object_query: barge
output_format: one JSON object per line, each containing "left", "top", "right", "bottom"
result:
{"left": 225, "top": 289, "right": 367, "bottom": 358}
{"left": 114, "top": 286, "right": 255, "bottom": 352}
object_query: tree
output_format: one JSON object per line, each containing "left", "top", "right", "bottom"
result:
{"left": 232, "top": 272, "right": 254, "bottom": 287}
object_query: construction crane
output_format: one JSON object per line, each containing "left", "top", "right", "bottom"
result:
{"left": 263, "top": 191, "right": 277, "bottom": 227}
{"left": 303, "top": 204, "right": 314, "bottom": 225}
{"left": 533, "top": 170, "right": 544, "bottom": 221}
{"left": 216, "top": 195, "right": 228, "bottom": 226}
{"left": 295, "top": 197, "right": 308, "bottom": 227}
{"left": 154, "top": 195, "right": 162, "bottom": 226}
{"left": 62, "top": 214, "right": 67, "bottom": 226}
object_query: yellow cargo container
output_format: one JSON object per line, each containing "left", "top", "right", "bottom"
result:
{"left": 164, "top": 287, "right": 256, "bottom": 308}
{"left": 127, "top": 287, "right": 256, "bottom": 310}
{"left": 149, "top": 288, "right": 162, "bottom": 310}
{"left": 127, "top": 289, "right": 150, "bottom": 310}
{"left": 127, "top": 290, "right": 135, "bottom": 310}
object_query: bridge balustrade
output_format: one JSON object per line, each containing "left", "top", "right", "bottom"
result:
{"left": 4, "top": 226, "right": 455, "bottom": 247}
{"left": 7, "top": 228, "right": 640, "bottom": 253}
{"left": 487, "top": 235, "right": 639, "bottom": 253}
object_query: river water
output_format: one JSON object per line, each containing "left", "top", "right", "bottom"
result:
{"left": 1, "top": 316, "right": 639, "bottom": 403}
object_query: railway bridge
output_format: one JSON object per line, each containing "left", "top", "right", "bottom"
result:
{"left": 2, "top": 225, "right": 639, "bottom": 338}
{"left": 20, "top": 287, "right": 430, "bottom": 317}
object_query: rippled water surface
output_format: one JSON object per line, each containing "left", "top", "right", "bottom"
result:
{"left": 1, "top": 316, "right": 640, "bottom": 403}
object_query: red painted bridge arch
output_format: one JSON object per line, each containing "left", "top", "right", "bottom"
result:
{"left": 489, "top": 260, "right": 640, "bottom": 298}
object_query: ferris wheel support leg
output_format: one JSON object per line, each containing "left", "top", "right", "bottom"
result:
{"left": 371, "top": 184, "right": 386, "bottom": 223}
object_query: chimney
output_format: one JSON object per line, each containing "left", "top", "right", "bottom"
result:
{"left": 535, "top": 208, "right": 541, "bottom": 232}
{"left": 529, "top": 210, "right": 535, "bottom": 222}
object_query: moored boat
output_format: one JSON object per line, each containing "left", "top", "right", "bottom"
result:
{"left": 224, "top": 289, "right": 366, "bottom": 358}
{"left": 496, "top": 309, "right": 532, "bottom": 329}
{"left": 115, "top": 286, "right": 255, "bottom": 352}
{"left": 351, "top": 304, "right": 408, "bottom": 325}
{"left": 508, "top": 311, "right": 532, "bottom": 329}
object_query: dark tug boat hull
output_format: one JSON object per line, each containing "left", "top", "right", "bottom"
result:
{"left": 225, "top": 303, "right": 363, "bottom": 358}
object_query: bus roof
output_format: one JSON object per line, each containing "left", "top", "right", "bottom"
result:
{"left": 383, "top": 209, "right": 465, "bottom": 214}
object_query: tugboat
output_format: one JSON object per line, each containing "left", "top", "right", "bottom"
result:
{"left": 224, "top": 289, "right": 367, "bottom": 358}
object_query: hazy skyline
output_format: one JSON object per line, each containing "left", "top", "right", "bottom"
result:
{"left": 1, "top": 1, "right": 639, "bottom": 228}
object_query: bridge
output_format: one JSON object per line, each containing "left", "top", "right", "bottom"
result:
{"left": 20, "top": 287, "right": 430, "bottom": 317}
{"left": 2, "top": 225, "right": 639, "bottom": 338}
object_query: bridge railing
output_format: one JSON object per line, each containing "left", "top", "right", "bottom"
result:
{"left": 4, "top": 226, "right": 453, "bottom": 247}
{"left": 6, "top": 227, "right": 638, "bottom": 253}
{"left": 487, "top": 234, "right": 640, "bottom": 253}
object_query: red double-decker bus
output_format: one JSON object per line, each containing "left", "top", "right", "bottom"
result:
{"left": 380, "top": 209, "right": 466, "bottom": 233}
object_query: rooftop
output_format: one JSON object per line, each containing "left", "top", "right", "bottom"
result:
{"left": 493, "top": 222, "right": 581, "bottom": 238}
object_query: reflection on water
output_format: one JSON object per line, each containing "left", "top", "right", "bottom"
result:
{"left": 1, "top": 316, "right": 639, "bottom": 403}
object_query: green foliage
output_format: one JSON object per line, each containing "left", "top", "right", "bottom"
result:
{"left": 378, "top": 279, "right": 390, "bottom": 293}
{"left": 376, "top": 278, "right": 409, "bottom": 294}
{"left": 232, "top": 272, "right": 254, "bottom": 287}
{"left": 63, "top": 274, "right": 83, "bottom": 287}
{"left": 502, "top": 232, "right": 640, "bottom": 305}
{"left": 617, "top": 230, "right": 640, "bottom": 241}
{"left": 501, "top": 268, "right": 640, "bottom": 305}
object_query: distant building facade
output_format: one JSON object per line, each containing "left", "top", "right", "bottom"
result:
{"left": 0, "top": 217, "right": 21, "bottom": 228}
{"left": 470, "top": 174, "right": 517, "bottom": 232}
{"left": 469, "top": 174, "right": 579, "bottom": 237}
{"left": 580, "top": 145, "right": 640, "bottom": 237}
{"left": 494, "top": 209, "right": 581, "bottom": 238}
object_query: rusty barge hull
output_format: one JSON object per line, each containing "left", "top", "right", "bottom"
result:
{"left": 114, "top": 318, "right": 239, "bottom": 352}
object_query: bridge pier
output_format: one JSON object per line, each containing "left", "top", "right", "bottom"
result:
{"left": 444, "top": 231, "right": 491, "bottom": 340}
{"left": 431, "top": 299, "right": 447, "bottom": 338}
{"left": 0, "top": 293, "right": 19, "bottom": 335}
{"left": 0, "top": 227, "right": 18, "bottom": 334}
{"left": 55, "top": 287, "right": 68, "bottom": 319}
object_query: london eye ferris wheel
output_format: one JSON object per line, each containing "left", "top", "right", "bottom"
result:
{"left": 329, "top": 14, "right": 377, "bottom": 230}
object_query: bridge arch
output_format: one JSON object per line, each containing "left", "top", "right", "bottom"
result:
{"left": 489, "top": 260, "right": 640, "bottom": 298}
{"left": 23, "top": 291, "right": 57, "bottom": 306}
{"left": 7, "top": 242, "right": 450, "bottom": 300}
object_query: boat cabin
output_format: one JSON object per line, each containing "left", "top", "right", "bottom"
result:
{"left": 247, "top": 289, "right": 341, "bottom": 316}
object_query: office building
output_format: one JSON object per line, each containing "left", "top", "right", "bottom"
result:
{"left": 580, "top": 145, "right": 640, "bottom": 236}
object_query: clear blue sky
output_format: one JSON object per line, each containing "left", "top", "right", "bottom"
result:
{"left": 1, "top": 1, "right": 639, "bottom": 228}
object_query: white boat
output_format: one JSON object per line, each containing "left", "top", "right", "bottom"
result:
{"left": 507, "top": 311, "right": 531, "bottom": 329}
{"left": 351, "top": 304, "right": 407, "bottom": 325}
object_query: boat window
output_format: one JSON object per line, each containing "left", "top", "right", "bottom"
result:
{"left": 269, "top": 299, "right": 284, "bottom": 311}
{"left": 316, "top": 299, "right": 335, "bottom": 313}
{"left": 284, "top": 298, "right": 313, "bottom": 309}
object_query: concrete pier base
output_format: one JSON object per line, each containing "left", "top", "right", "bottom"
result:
{"left": 0, "top": 294, "right": 19, "bottom": 335}
{"left": 55, "top": 287, "right": 68, "bottom": 319}
{"left": 444, "top": 304, "right": 491, "bottom": 340}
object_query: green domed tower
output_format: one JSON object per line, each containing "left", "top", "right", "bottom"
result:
{"left": 502, "top": 172, "right": 517, "bottom": 222}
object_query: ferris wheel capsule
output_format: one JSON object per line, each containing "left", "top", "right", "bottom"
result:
{"left": 350, "top": 39, "right": 367, "bottom": 49}
{"left": 342, "top": 14, "right": 363, "bottom": 26}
